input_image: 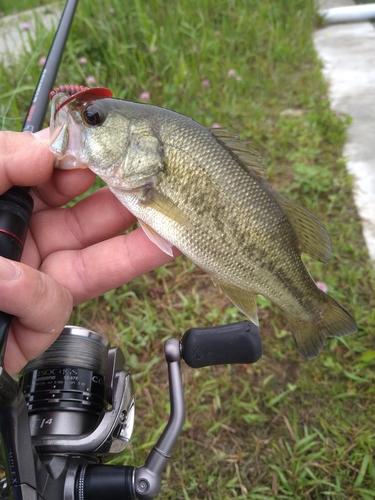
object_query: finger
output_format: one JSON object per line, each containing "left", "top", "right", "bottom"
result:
{"left": 0, "top": 256, "right": 73, "bottom": 374}
{"left": 40, "top": 226, "right": 180, "bottom": 304}
{"left": 0, "top": 257, "right": 72, "bottom": 330}
{"left": 5, "top": 322, "right": 67, "bottom": 376}
{"left": 0, "top": 131, "right": 54, "bottom": 193}
{"left": 33, "top": 128, "right": 49, "bottom": 140}
{"left": 30, "top": 127, "right": 96, "bottom": 208}
{"left": 31, "top": 187, "right": 137, "bottom": 259}
{"left": 32, "top": 167, "right": 97, "bottom": 210}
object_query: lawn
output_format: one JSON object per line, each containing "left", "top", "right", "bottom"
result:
{"left": 1, "top": 0, "right": 375, "bottom": 498}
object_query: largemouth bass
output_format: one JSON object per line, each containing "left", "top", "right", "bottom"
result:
{"left": 49, "top": 85, "right": 357, "bottom": 359}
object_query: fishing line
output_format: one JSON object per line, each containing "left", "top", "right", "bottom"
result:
{"left": 25, "top": 328, "right": 109, "bottom": 375}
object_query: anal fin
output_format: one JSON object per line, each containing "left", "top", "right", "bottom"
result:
{"left": 213, "top": 279, "right": 259, "bottom": 326}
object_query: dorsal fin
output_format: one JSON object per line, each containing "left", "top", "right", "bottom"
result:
{"left": 210, "top": 128, "right": 266, "bottom": 179}
{"left": 272, "top": 190, "right": 332, "bottom": 263}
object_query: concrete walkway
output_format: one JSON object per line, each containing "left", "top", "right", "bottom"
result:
{"left": 0, "top": 5, "right": 59, "bottom": 65}
{"left": 314, "top": 1, "right": 375, "bottom": 261}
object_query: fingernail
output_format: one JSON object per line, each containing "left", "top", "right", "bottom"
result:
{"left": 0, "top": 258, "right": 20, "bottom": 281}
{"left": 32, "top": 130, "right": 49, "bottom": 141}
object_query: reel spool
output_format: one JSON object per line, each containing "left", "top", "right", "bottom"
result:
{"left": 20, "top": 327, "right": 110, "bottom": 437}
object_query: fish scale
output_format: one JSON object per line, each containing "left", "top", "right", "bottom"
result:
{"left": 49, "top": 88, "right": 358, "bottom": 359}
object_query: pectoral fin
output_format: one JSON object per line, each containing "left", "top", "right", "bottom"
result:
{"left": 138, "top": 220, "right": 174, "bottom": 257}
{"left": 142, "top": 189, "right": 194, "bottom": 228}
{"left": 213, "top": 280, "right": 259, "bottom": 326}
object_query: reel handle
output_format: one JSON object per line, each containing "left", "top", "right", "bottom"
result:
{"left": 181, "top": 321, "right": 262, "bottom": 368}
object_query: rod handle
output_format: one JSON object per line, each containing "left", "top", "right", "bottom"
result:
{"left": 0, "top": 186, "right": 34, "bottom": 362}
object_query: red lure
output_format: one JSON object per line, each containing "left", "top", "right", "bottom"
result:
{"left": 49, "top": 85, "right": 113, "bottom": 117}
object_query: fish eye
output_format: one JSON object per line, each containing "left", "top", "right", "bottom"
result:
{"left": 83, "top": 105, "right": 103, "bottom": 127}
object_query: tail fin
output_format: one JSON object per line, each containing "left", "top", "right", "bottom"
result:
{"left": 289, "top": 292, "right": 357, "bottom": 359}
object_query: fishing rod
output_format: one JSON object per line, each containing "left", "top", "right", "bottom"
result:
{"left": 0, "top": 0, "right": 78, "bottom": 363}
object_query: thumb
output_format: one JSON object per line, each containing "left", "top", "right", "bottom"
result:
{"left": 0, "top": 257, "right": 73, "bottom": 375}
{"left": 0, "top": 130, "right": 54, "bottom": 194}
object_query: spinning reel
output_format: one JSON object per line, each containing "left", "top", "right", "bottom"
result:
{"left": 0, "top": 322, "right": 262, "bottom": 499}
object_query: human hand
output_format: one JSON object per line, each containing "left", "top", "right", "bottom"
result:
{"left": 0, "top": 130, "right": 178, "bottom": 375}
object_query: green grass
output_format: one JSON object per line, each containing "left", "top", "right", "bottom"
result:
{"left": 0, "top": 1, "right": 51, "bottom": 17}
{"left": 1, "top": 0, "right": 375, "bottom": 498}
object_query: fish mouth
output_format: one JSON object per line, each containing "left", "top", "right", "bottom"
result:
{"left": 53, "top": 153, "right": 88, "bottom": 170}
{"left": 50, "top": 109, "right": 88, "bottom": 170}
